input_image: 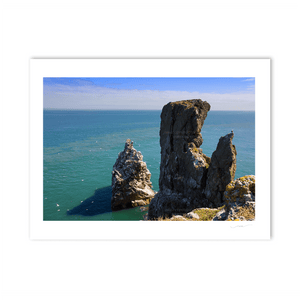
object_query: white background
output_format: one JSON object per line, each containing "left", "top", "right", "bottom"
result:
{"left": 1, "top": 1, "right": 299, "bottom": 300}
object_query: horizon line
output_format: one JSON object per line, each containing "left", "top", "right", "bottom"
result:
{"left": 43, "top": 108, "right": 255, "bottom": 112}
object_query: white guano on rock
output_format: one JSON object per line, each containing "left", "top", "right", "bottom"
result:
{"left": 111, "top": 139, "right": 156, "bottom": 211}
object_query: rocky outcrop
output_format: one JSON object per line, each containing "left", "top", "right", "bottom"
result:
{"left": 148, "top": 99, "right": 237, "bottom": 219}
{"left": 204, "top": 132, "right": 237, "bottom": 207}
{"left": 186, "top": 211, "right": 200, "bottom": 219}
{"left": 213, "top": 175, "right": 255, "bottom": 221}
{"left": 111, "top": 139, "right": 156, "bottom": 211}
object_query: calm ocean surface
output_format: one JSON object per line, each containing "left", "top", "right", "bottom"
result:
{"left": 43, "top": 110, "right": 255, "bottom": 221}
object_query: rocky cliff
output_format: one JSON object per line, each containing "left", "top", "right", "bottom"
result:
{"left": 111, "top": 139, "right": 156, "bottom": 211}
{"left": 148, "top": 99, "right": 237, "bottom": 219}
{"left": 213, "top": 175, "right": 255, "bottom": 221}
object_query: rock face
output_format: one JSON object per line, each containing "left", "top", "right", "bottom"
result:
{"left": 213, "top": 175, "right": 255, "bottom": 221}
{"left": 148, "top": 99, "right": 237, "bottom": 219}
{"left": 111, "top": 139, "right": 156, "bottom": 211}
{"left": 204, "top": 132, "right": 237, "bottom": 207}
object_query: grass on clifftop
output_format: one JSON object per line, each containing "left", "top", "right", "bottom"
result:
{"left": 236, "top": 205, "right": 255, "bottom": 220}
{"left": 157, "top": 206, "right": 225, "bottom": 221}
{"left": 193, "top": 207, "right": 224, "bottom": 221}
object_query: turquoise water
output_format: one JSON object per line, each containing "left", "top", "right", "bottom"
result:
{"left": 43, "top": 110, "right": 255, "bottom": 221}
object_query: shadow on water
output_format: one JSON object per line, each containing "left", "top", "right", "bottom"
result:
{"left": 67, "top": 186, "right": 112, "bottom": 216}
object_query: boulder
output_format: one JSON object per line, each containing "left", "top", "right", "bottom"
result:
{"left": 186, "top": 211, "right": 200, "bottom": 219}
{"left": 213, "top": 175, "right": 255, "bottom": 221}
{"left": 111, "top": 139, "right": 156, "bottom": 211}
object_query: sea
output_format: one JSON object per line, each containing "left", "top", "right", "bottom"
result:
{"left": 43, "top": 110, "right": 255, "bottom": 221}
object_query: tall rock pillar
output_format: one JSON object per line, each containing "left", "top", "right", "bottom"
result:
{"left": 148, "top": 99, "right": 211, "bottom": 219}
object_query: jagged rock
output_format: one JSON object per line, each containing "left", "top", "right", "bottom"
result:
{"left": 213, "top": 175, "right": 255, "bottom": 221}
{"left": 204, "top": 132, "right": 237, "bottom": 207}
{"left": 148, "top": 99, "right": 237, "bottom": 220}
{"left": 111, "top": 139, "right": 156, "bottom": 211}
{"left": 212, "top": 208, "right": 228, "bottom": 221}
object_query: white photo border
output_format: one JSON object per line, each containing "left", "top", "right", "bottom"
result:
{"left": 30, "top": 58, "right": 270, "bottom": 240}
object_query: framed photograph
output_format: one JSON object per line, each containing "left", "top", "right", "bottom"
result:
{"left": 30, "top": 58, "right": 270, "bottom": 240}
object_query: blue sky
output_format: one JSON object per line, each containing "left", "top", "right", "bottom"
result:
{"left": 43, "top": 77, "right": 255, "bottom": 110}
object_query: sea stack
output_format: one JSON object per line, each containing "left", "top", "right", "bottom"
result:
{"left": 204, "top": 131, "right": 237, "bottom": 207}
{"left": 148, "top": 99, "right": 237, "bottom": 219}
{"left": 111, "top": 139, "right": 156, "bottom": 211}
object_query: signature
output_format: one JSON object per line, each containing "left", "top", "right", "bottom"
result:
{"left": 230, "top": 223, "right": 253, "bottom": 229}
